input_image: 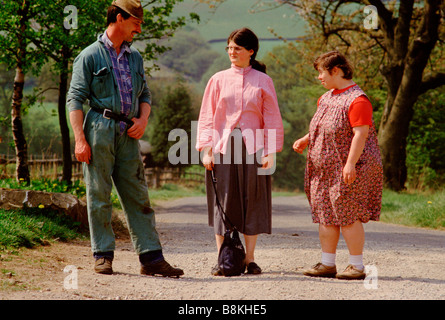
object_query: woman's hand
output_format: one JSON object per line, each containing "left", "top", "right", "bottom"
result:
{"left": 293, "top": 134, "right": 309, "bottom": 154}
{"left": 342, "top": 162, "right": 356, "bottom": 184}
{"left": 261, "top": 153, "right": 274, "bottom": 169}
{"left": 202, "top": 147, "right": 214, "bottom": 171}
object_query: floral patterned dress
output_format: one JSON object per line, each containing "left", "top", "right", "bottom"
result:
{"left": 305, "top": 85, "right": 383, "bottom": 226}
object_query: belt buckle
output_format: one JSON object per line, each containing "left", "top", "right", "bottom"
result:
{"left": 103, "top": 109, "right": 112, "bottom": 120}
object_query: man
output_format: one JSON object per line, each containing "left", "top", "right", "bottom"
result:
{"left": 67, "top": 0, "right": 183, "bottom": 277}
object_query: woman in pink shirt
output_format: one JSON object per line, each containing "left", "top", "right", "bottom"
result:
{"left": 196, "top": 28, "right": 284, "bottom": 276}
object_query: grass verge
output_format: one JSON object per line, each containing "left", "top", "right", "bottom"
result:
{"left": 0, "top": 207, "right": 85, "bottom": 250}
{"left": 380, "top": 189, "right": 445, "bottom": 229}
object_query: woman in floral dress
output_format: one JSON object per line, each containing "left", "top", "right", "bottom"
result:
{"left": 293, "top": 51, "right": 383, "bottom": 280}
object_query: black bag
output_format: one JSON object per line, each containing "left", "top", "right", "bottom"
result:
{"left": 211, "top": 170, "right": 246, "bottom": 277}
{"left": 218, "top": 229, "right": 246, "bottom": 276}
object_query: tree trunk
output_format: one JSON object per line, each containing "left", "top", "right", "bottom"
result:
{"left": 378, "top": 91, "right": 417, "bottom": 191}
{"left": 378, "top": 52, "right": 434, "bottom": 190}
{"left": 58, "top": 51, "right": 72, "bottom": 184}
{"left": 377, "top": 0, "right": 442, "bottom": 191}
{"left": 10, "top": 0, "right": 31, "bottom": 183}
{"left": 11, "top": 66, "right": 30, "bottom": 183}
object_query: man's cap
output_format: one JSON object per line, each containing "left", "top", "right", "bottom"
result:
{"left": 112, "top": 0, "right": 143, "bottom": 21}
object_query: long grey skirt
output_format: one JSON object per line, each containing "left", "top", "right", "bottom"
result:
{"left": 205, "top": 129, "right": 272, "bottom": 236}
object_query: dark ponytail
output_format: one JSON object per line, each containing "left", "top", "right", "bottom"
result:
{"left": 227, "top": 27, "right": 267, "bottom": 74}
{"left": 250, "top": 59, "right": 266, "bottom": 74}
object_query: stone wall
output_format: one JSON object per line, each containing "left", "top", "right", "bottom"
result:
{"left": 0, "top": 188, "right": 88, "bottom": 230}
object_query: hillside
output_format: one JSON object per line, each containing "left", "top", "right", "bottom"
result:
{"left": 171, "top": 0, "right": 307, "bottom": 58}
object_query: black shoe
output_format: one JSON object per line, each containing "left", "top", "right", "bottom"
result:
{"left": 140, "top": 259, "right": 184, "bottom": 278}
{"left": 211, "top": 264, "right": 223, "bottom": 276}
{"left": 246, "top": 262, "right": 262, "bottom": 274}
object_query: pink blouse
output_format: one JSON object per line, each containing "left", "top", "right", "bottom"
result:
{"left": 196, "top": 64, "right": 284, "bottom": 156}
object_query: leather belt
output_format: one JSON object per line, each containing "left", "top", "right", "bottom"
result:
{"left": 90, "top": 107, "right": 134, "bottom": 128}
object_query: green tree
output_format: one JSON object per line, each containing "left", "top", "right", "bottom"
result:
{"left": 406, "top": 87, "right": 445, "bottom": 189}
{"left": 266, "top": 0, "right": 445, "bottom": 191}
{"left": 263, "top": 44, "right": 323, "bottom": 190}
{"left": 32, "top": 0, "right": 198, "bottom": 184}
{"left": 0, "top": 64, "right": 14, "bottom": 154}
{"left": 1, "top": 0, "right": 198, "bottom": 184}
{"left": 0, "top": 0, "right": 48, "bottom": 183}
{"left": 150, "top": 81, "right": 194, "bottom": 168}
{"left": 30, "top": 0, "right": 109, "bottom": 184}
{"left": 200, "top": 0, "right": 445, "bottom": 191}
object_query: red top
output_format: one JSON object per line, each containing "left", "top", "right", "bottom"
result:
{"left": 318, "top": 84, "right": 373, "bottom": 127}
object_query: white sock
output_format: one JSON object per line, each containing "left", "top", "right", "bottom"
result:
{"left": 349, "top": 254, "right": 364, "bottom": 270}
{"left": 321, "top": 252, "right": 336, "bottom": 267}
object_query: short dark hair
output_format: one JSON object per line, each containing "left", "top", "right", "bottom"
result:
{"left": 106, "top": 5, "right": 131, "bottom": 27}
{"left": 313, "top": 51, "right": 354, "bottom": 80}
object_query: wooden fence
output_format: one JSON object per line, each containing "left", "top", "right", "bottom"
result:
{"left": 144, "top": 167, "right": 205, "bottom": 188}
{"left": 0, "top": 155, "right": 83, "bottom": 181}
{"left": 1, "top": 155, "right": 205, "bottom": 188}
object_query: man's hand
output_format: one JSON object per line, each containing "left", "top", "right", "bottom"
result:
{"left": 74, "top": 138, "right": 91, "bottom": 164}
{"left": 128, "top": 102, "right": 151, "bottom": 140}
{"left": 127, "top": 117, "right": 148, "bottom": 140}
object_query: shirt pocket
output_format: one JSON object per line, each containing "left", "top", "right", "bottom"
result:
{"left": 91, "top": 66, "right": 114, "bottom": 99}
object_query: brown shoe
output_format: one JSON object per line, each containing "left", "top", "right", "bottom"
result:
{"left": 303, "top": 262, "right": 337, "bottom": 278}
{"left": 94, "top": 257, "right": 113, "bottom": 275}
{"left": 141, "top": 259, "right": 184, "bottom": 278}
{"left": 336, "top": 264, "right": 366, "bottom": 280}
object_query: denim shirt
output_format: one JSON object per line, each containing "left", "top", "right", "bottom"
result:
{"left": 67, "top": 33, "right": 151, "bottom": 121}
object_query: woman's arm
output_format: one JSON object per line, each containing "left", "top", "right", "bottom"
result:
{"left": 343, "top": 125, "right": 369, "bottom": 184}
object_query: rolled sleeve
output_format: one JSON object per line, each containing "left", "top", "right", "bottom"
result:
{"left": 139, "top": 81, "right": 152, "bottom": 105}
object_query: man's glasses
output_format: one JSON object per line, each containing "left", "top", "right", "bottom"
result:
{"left": 225, "top": 46, "right": 245, "bottom": 53}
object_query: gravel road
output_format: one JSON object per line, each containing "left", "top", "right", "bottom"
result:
{"left": 2, "top": 195, "right": 445, "bottom": 302}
